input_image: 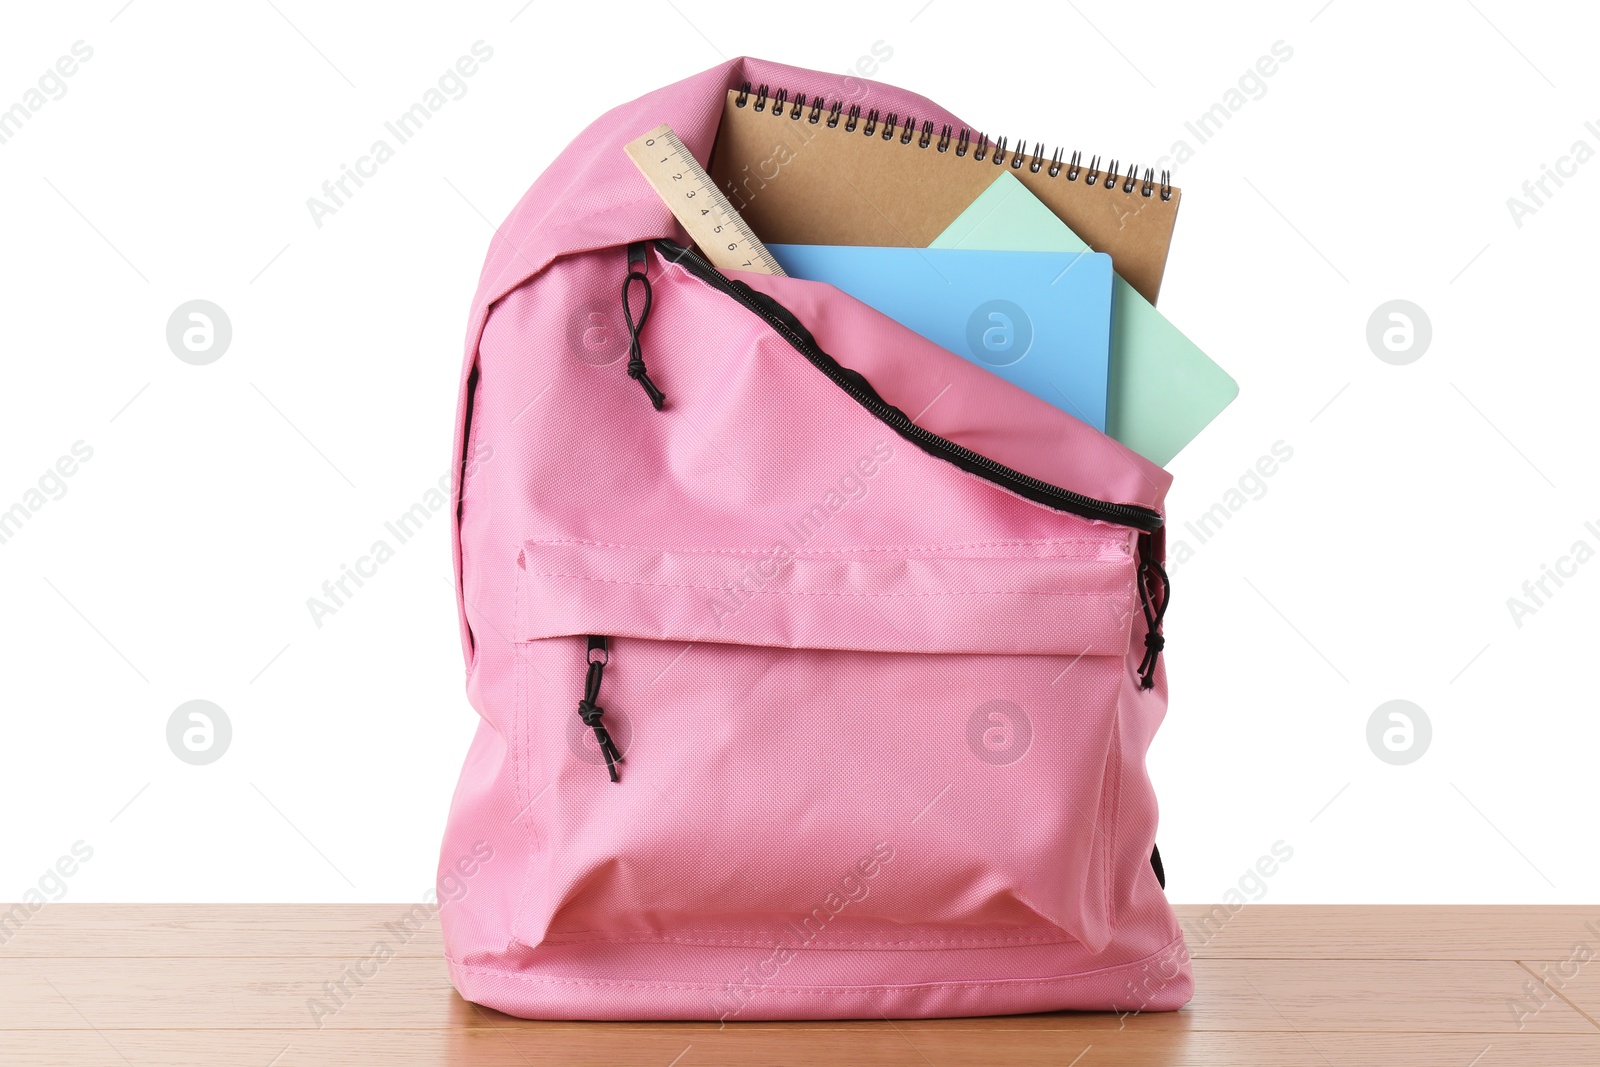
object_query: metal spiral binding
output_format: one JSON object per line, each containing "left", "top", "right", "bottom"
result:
{"left": 733, "top": 81, "right": 1172, "bottom": 201}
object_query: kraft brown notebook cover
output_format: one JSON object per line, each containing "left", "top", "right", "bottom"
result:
{"left": 708, "top": 86, "right": 1182, "bottom": 305}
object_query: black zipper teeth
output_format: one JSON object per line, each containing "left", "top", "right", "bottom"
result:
{"left": 654, "top": 239, "right": 1163, "bottom": 534}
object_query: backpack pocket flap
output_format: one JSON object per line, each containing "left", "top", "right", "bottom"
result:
{"left": 518, "top": 538, "right": 1138, "bottom": 656}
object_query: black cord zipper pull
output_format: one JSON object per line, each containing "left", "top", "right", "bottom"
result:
{"left": 577, "top": 635, "right": 624, "bottom": 782}
{"left": 622, "top": 243, "right": 666, "bottom": 410}
{"left": 1135, "top": 533, "right": 1170, "bottom": 690}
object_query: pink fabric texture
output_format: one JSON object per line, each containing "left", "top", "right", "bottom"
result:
{"left": 438, "top": 57, "right": 1192, "bottom": 1020}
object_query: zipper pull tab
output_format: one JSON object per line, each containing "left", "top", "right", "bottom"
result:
{"left": 622, "top": 243, "right": 666, "bottom": 410}
{"left": 577, "top": 635, "right": 624, "bottom": 782}
{"left": 1136, "top": 533, "right": 1169, "bottom": 690}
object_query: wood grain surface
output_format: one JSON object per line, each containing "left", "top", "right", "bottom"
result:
{"left": 2, "top": 905, "right": 1596, "bottom": 1065}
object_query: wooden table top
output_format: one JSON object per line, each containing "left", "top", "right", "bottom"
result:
{"left": 3, "top": 905, "right": 1597, "bottom": 1065}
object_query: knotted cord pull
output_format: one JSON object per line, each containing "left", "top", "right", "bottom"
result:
{"left": 578, "top": 636, "right": 623, "bottom": 782}
{"left": 1136, "top": 534, "right": 1170, "bottom": 690}
{"left": 621, "top": 245, "right": 666, "bottom": 410}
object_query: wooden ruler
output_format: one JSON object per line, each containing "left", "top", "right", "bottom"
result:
{"left": 623, "top": 123, "right": 786, "bottom": 276}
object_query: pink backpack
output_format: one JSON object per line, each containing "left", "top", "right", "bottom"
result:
{"left": 439, "top": 57, "right": 1192, "bottom": 1020}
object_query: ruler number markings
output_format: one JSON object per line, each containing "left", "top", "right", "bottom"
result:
{"left": 625, "top": 124, "right": 785, "bottom": 276}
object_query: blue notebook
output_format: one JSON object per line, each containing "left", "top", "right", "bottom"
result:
{"left": 767, "top": 244, "right": 1115, "bottom": 431}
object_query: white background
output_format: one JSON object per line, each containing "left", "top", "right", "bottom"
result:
{"left": 2, "top": 0, "right": 1594, "bottom": 906}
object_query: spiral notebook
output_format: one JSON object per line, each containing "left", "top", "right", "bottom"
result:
{"left": 708, "top": 85, "right": 1183, "bottom": 304}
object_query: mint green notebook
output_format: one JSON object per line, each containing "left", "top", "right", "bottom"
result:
{"left": 932, "top": 173, "right": 1237, "bottom": 466}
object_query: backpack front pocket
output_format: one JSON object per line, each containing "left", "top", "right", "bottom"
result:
{"left": 510, "top": 536, "right": 1141, "bottom": 954}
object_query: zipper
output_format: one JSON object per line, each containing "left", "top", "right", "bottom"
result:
{"left": 651, "top": 238, "right": 1168, "bottom": 689}
{"left": 652, "top": 238, "right": 1163, "bottom": 534}
{"left": 621, "top": 243, "right": 667, "bottom": 410}
{"left": 577, "top": 635, "right": 623, "bottom": 782}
